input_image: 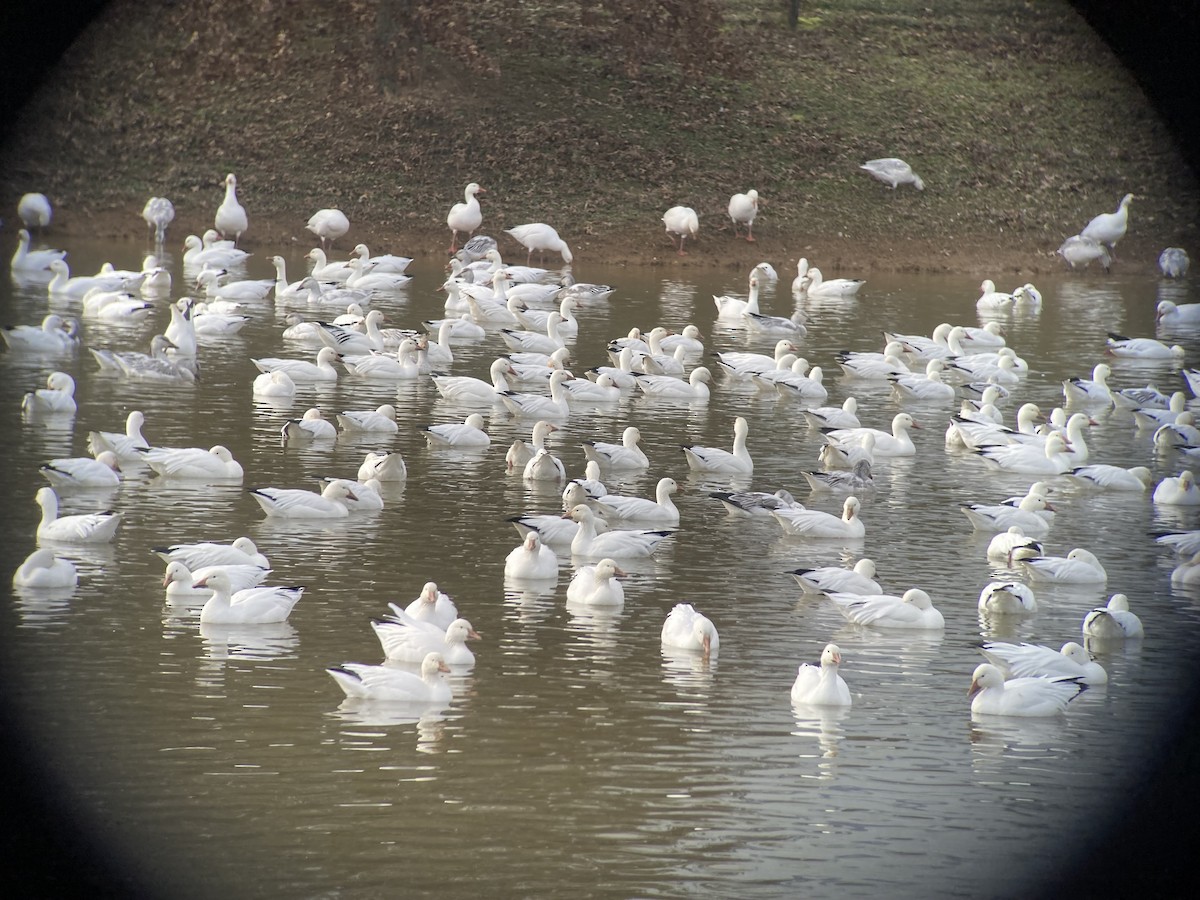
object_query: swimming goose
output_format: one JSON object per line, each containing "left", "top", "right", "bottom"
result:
{"left": 252, "top": 346, "right": 341, "bottom": 382}
{"left": 335, "top": 404, "right": 398, "bottom": 435}
{"left": 1155, "top": 300, "right": 1200, "bottom": 329}
{"left": 714, "top": 339, "right": 798, "bottom": 378}
{"left": 967, "top": 664, "right": 1085, "bottom": 717}
{"left": 447, "top": 183, "right": 485, "bottom": 252}
{"left": 788, "top": 558, "right": 880, "bottom": 595}
{"left": 790, "top": 258, "right": 810, "bottom": 295}
{"left": 40, "top": 451, "right": 121, "bottom": 490}
{"left": 506, "top": 420, "right": 559, "bottom": 472}
{"left": 800, "top": 267, "right": 865, "bottom": 298}
{"left": 961, "top": 494, "right": 1053, "bottom": 536}
{"left": 1062, "top": 363, "right": 1114, "bottom": 407}
{"left": 860, "top": 157, "right": 924, "bottom": 190}
{"left": 372, "top": 611, "right": 479, "bottom": 666}
{"left": 182, "top": 235, "right": 249, "bottom": 270}
{"left": 819, "top": 431, "right": 876, "bottom": 471}
{"left": 1080, "top": 192, "right": 1133, "bottom": 257}
{"left": 35, "top": 487, "right": 121, "bottom": 543}
{"left": 888, "top": 359, "right": 956, "bottom": 401}
{"left": 90, "top": 335, "right": 195, "bottom": 383}
{"left": 500, "top": 311, "right": 568, "bottom": 356}
{"left": 709, "top": 488, "right": 798, "bottom": 517}
{"left": 823, "top": 413, "right": 919, "bottom": 458}
{"left": 594, "top": 477, "right": 680, "bottom": 527}
{"left": 682, "top": 416, "right": 753, "bottom": 473}
{"left": 346, "top": 257, "right": 412, "bottom": 292}
{"left": 12, "top": 547, "right": 77, "bottom": 589}
{"left": 321, "top": 477, "right": 383, "bottom": 512}
{"left": 358, "top": 451, "right": 407, "bottom": 482}
{"left": 976, "top": 431, "right": 1074, "bottom": 475}
{"left": 80, "top": 288, "right": 153, "bottom": 322}
{"left": 523, "top": 447, "right": 567, "bottom": 482}
{"left": 499, "top": 369, "right": 573, "bottom": 419}
{"left": 981, "top": 641, "right": 1105, "bottom": 684}
{"left": 1081, "top": 594, "right": 1143, "bottom": 638}
{"left": 271, "top": 255, "right": 311, "bottom": 302}
{"left": 194, "top": 267, "right": 274, "bottom": 302}
{"left": 327, "top": 652, "right": 453, "bottom": 703}
{"left": 341, "top": 338, "right": 422, "bottom": 380}
{"left": 503, "top": 531, "right": 559, "bottom": 581}
{"left": 249, "top": 481, "right": 358, "bottom": 518}
{"left": 18, "top": 192, "right": 52, "bottom": 230}
{"left": 566, "top": 505, "right": 672, "bottom": 559}
{"left": 1170, "top": 551, "right": 1200, "bottom": 585}
{"left": 162, "top": 560, "right": 269, "bottom": 599}
{"left": 137, "top": 445, "right": 243, "bottom": 480}
{"left": 432, "top": 357, "right": 515, "bottom": 404}
{"left": 403, "top": 582, "right": 460, "bottom": 630}
{"left": 975, "top": 279, "right": 1014, "bottom": 312}
{"left": 45, "top": 259, "right": 128, "bottom": 297}
{"left": 1065, "top": 464, "right": 1152, "bottom": 491}
{"left": 976, "top": 582, "right": 1038, "bottom": 615}
{"left": 505, "top": 222, "right": 572, "bottom": 265}
{"left": 305, "top": 208, "right": 349, "bottom": 249}
{"left": 420, "top": 414, "right": 490, "bottom": 449}
{"left": 1152, "top": 469, "right": 1200, "bottom": 505}
{"left": 252, "top": 370, "right": 296, "bottom": 399}
{"left": 825, "top": 587, "right": 943, "bottom": 630}
{"left": 1104, "top": 333, "right": 1184, "bottom": 359}
{"left": 582, "top": 426, "right": 649, "bottom": 471}
{"left": 728, "top": 189, "right": 760, "bottom": 241}
{"left": 774, "top": 496, "right": 866, "bottom": 539}
{"left": 2, "top": 313, "right": 77, "bottom": 354}
{"left": 661, "top": 206, "right": 699, "bottom": 255}
{"left": 713, "top": 269, "right": 764, "bottom": 320}
{"left": 21, "top": 371, "right": 77, "bottom": 415}
{"left": 1159, "top": 247, "right": 1190, "bottom": 279}
{"left": 658, "top": 324, "right": 705, "bottom": 356}
{"left": 566, "top": 558, "right": 627, "bottom": 606}
{"left": 801, "top": 458, "right": 873, "bottom": 493}
{"left": 803, "top": 397, "right": 860, "bottom": 430}
{"left": 152, "top": 537, "right": 270, "bottom": 571}
{"left": 790, "top": 643, "right": 852, "bottom": 707}
{"left": 561, "top": 372, "right": 621, "bottom": 403}
{"left": 661, "top": 604, "right": 720, "bottom": 655}
{"left": 634, "top": 366, "right": 712, "bottom": 400}
{"left": 351, "top": 243, "right": 412, "bottom": 274}
{"left": 10, "top": 228, "right": 65, "bottom": 271}
{"left": 1020, "top": 547, "right": 1107, "bottom": 583}
{"left": 214, "top": 173, "right": 248, "bottom": 244}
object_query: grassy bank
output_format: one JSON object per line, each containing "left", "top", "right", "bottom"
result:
{"left": 1, "top": 0, "right": 1196, "bottom": 273}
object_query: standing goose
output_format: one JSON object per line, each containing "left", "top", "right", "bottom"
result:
{"left": 306, "top": 208, "right": 350, "bottom": 249}
{"left": 727, "top": 189, "right": 760, "bottom": 241}
{"left": 682, "top": 416, "right": 753, "bottom": 474}
{"left": 860, "top": 158, "right": 924, "bottom": 190}
{"left": 142, "top": 196, "right": 175, "bottom": 244}
{"left": 1080, "top": 192, "right": 1133, "bottom": 258}
{"left": 505, "top": 223, "right": 573, "bottom": 265}
{"left": 661, "top": 206, "right": 699, "bottom": 255}
{"left": 215, "top": 173, "right": 248, "bottom": 244}
{"left": 18, "top": 192, "right": 52, "bottom": 230}
{"left": 447, "top": 182, "right": 484, "bottom": 252}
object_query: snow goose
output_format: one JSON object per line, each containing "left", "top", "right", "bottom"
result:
{"left": 162, "top": 560, "right": 269, "bottom": 599}
{"left": 2, "top": 313, "right": 77, "bottom": 354}
{"left": 420, "top": 413, "right": 490, "bottom": 449}
{"left": 10, "top": 228, "right": 65, "bottom": 271}
{"left": 1159, "top": 247, "right": 1190, "bottom": 278}
{"left": 280, "top": 408, "right": 337, "bottom": 441}
{"left": 80, "top": 288, "right": 153, "bottom": 322}
{"left": 961, "top": 494, "right": 1053, "bottom": 536}
{"left": 968, "top": 664, "right": 1085, "bottom": 717}
{"left": 336, "top": 404, "right": 398, "bottom": 434}
{"left": 214, "top": 173, "right": 248, "bottom": 244}
{"left": 981, "top": 641, "right": 1105, "bottom": 684}
{"left": 709, "top": 488, "right": 798, "bottom": 517}
{"left": 46, "top": 259, "right": 127, "bottom": 298}
{"left": 791, "top": 643, "right": 852, "bottom": 707}
{"left": 249, "top": 481, "right": 358, "bottom": 518}
{"left": 566, "top": 504, "right": 672, "bottom": 559}
{"left": 35, "top": 487, "right": 120, "bottom": 543}
{"left": 824, "top": 413, "right": 919, "bottom": 458}
{"left": 91, "top": 336, "right": 195, "bottom": 383}
{"left": 582, "top": 426, "right": 649, "bottom": 471}
{"left": 800, "top": 267, "right": 865, "bottom": 298}
{"left": 142, "top": 196, "right": 174, "bottom": 243}
{"left": 801, "top": 458, "right": 873, "bottom": 493}
{"left": 322, "top": 477, "right": 383, "bottom": 511}
{"left": 1062, "top": 363, "right": 1114, "bottom": 407}
{"left": 454, "top": 233, "right": 498, "bottom": 264}
{"left": 503, "top": 531, "right": 559, "bottom": 581}
{"left": 682, "top": 416, "right": 753, "bottom": 473}
{"left": 566, "top": 558, "right": 627, "bottom": 606}
{"left": 152, "top": 537, "right": 269, "bottom": 570}
{"left": 252, "top": 346, "right": 341, "bottom": 382}
{"left": 500, "top": 311, "right": 567, "bottom": 356}
{"left": 182, "top": 234, "right": 249, "bottom": 271}
{"left": 977, "top": 582, "right": 1038, "bottom": 615}
{"left": 727, "top": 189, "right": 760, "bottom": 242}
{"left": 745, "top": 307, "right": 807, "bottom": 337}
{"left": 568, "top": 463, "right": 608, "bottom": 502}
{"left": 40, "top": 451, "right": 121, "bottom": 490}
{"left": 506, "top": 420, "right": 559, "bottom": 472}
{"left": 1082, "top": 594, "right": 1143, "bottom": 638}
{"left": 1020, "top": 547, "right": 1107, "bottom": 583}
{"left": 713, "top": 339, "right": 798, "bottom": 378}
{"left": 403, "top": 582, "right": 459, "bottom": 630}
{"left": 818, "top": 431, "right": 875, "bottom": 471}
{"left": 352, "top": 243, "right": 411, "bottom": 274}
{"left": 975, "top": 279, "right": 1014, "bottom": 312}
{"left": 271, "top": 255, "right": 310, "bottom": 302}
{"left": 825, "top": 587, "right": 943, "bottom": 630}
{"left": 137, "top": 445, "right": 243, "bottom": 480}
{"left": 1057, "top": 234, "right": 1110, "bottom": 271}
{"left": 341, "top": 338, "right": 422, "bottom": 380}
{"left": 499, "top": 369, "right": 573, "bottom": 419}
{"left": 635, "top": 366, "right": 712, "bottom": 401}
{"left": 424, "top": 312, "right": 486, "bottom": 342}
{"left": 661, "top": 206, "right": 699, "bottom": 255}
{"left": 358, "top": 451, "right": 407, "bottom": 482}
{"left": 22, "top": 371, "right": 77, "bottom": 415}
{"left": 252, "top": 370, "right": 296, "bottom": 399}
{"left": 713, "top": 269, "right": 764, "bottom": 320}
{"left": 594, "top": 477, "right": 679, "bottom": 526}
{"left": 1170, "top": 551, "right": 1200, "bottom": 585}
{"left": 1152, "top": 469, "right": 1200, "bottom": 505}
{"left": 788, "top": 558, "right": 880, "bottom": 595}
{"left": 1155, "top": 299, "right": 1200, "bottom": 329}
{"left": 661, "top": 604, "right": 719, "bottom": 655}
{"left": 447, "top": 182, "right": 485, "bottom": 252}
{"left": 768, "top": 365, "right": 828, "bottom": 403}
{"left": 949, "top": 402, "right": 1044, "bottom": 449}
{"left": 658, "top": 324, "right": 705, "bottom": 356}
{"left": 561, "top": 372, "right": 621, "bottom": 404}
{"left": 1104, "top": 333, "right": 1184, "bottom": 359}
{"left": 523, "top": 447, "right": 567, "bottom": 482}
{"left": 328, "top": 652, "right": 453, "bottom": 704}
{"left": 803, "top": 397, "right": 860, "bottom": 431}
{"left": 373, "top": 611, "right": 479, "bottom": 666}
{"left": 13, "top": 547, "right": 77, "bottom": 589}
{"left": 774, "top": 496, "right": 866, "bottom": 539}
{"left": 505, "top": 223, "right": 572, "bottom": 265}
{"left": 18, "top": 192, "right": 52, "bottom": 230}
{"left": 84, "top": 411, "right": 147, "bottom": 460}
{"left": 888, "top": 358, "right": 956, "bottom": 401}
{"left": 860, "top": 157, "right": 924, "bottom": 190}
{"left": 432, "top": 357, "right": 515, "bottom": 404}
{"left": 1081, "top": 192, "right": 1133, "bottom": 257}
{"left": 987, "top": 527, "right": 1042, "bottom": 563}
{"left": 346, "top": 257, "right": 412, "bottom": 292}
{"left": 790, "top": 258, "right": 810, "bottom": 294}
{"left": 835, "top": 345, "right": 909, "bottom": 380}
{"left": 976, "top": 431, "right": 1074, "bottom": 475}
{"left": 194, "top": 267, "right": 273, "bottom": 302}
{"left": 1066, "top": 464, "right": 1152, "bottom": 491}
{"left": 1129, "top": 391, "right": 1186, "bottom": 427}
{"left": 1156, "top": 530, "right": 1200, "bottom": 558}
{"left": 306, "top": 208, "right": 349, "bottom": 248}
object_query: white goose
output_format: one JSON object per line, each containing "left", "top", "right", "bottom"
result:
{"left": 582, "top": 426, "right": 649, "bottom": 471}
{"left": 45, "top": 259, "right": 128, "bottom": 297}
{"left": 306, "top": 208, "right": 350, "bottom": 248}
{"left": 2, "top": 313, "right": 77, "bottom": 354}
{"left": 727, "top": 189, "right": 760, "bottom": 241}
{"left": 713, "top": 269, "right": 763, "bottom": 320}
{"left": 194, "top": 267, "right": 274, "bottom": 302}
{"left": 1020, "top": 547, "right": 1107, "bottom": 584}
{"left": 271, "top": 255, "right": 310, "bottom": 301}
{"left": 967, "top": 664, "right": 1085, "bottom": 717}
{"left": 709, "top": 488, "right": 799, "bottom": 517}
{"left": 447, "top": 182, "right": 485, "bottom": 252}
{"left": 661, "top": 604, "right": 720, "bottom": 655}
{"left": 137, "top": 445, "right": 244, "bottom": 480}
{"left": 1104, "top": 334, "right": 1184, "bottom": 359}
{"left": 981, "top": 641, "right": 1106, "bottom": 684}
{"left": 1080, "top": 192, "right": 1133, "bottom": 256}
{"left": 960, "top": 494, "right": 1053, "bottom": 536}
{"left": 1152, "top": 470, "right": 1200, "bottom": 506}
{"left": 249, "top": 481, "right": 358, "bottom": 518}
{"left": 986, "top": 526, "right": 1042, "bottom": 563}
{"left": 420, "top": 413, "right": 491, "bottom": 449}
{"left": 281, "top": 408, "right": 338, "bottom": 441}
{"left": 976, "top": 431, "right": 1074, "bottom": 475}
{"left": 499, "top": 369, "right": 573, "bottom": 419}
{"left": 800, "top": 458, "right": 873, "bottom": 494}
{"left": 788, "top": 559, "right": 880, "bottom": 595}
{"left": 336, "top": 404, "right": 398, "bottom": 434}
{"left": 823, "top": 413, "right": 919, "bottom": 457}
{"left": 372, "top": 611, "right": 479, "bottom": 666}
{"left": 346, "top": 257, "right": 412, "bottom": 292}
{"left": 10, "top": 228, "right": 66, "bottom": 271}
{"left": 635, "top": 366, "right": 712, "bottom": 400}
{"left": 328, "top": 652, "right": 453, "bottom": 704}
{"left": 566, "top": 558, "right": 627, "bottom": 606}
{"left": 561, "top": 372, "right": 621, "bottom": 404}
{"left": 35, "top": 487, "right": 121, "bottom": 543}
{"left": 1062, "top": 363, "right": 1114, "bottom": 407}
{"left": 801, "top": 267, "right": 865, "bottom": 298}
{"left": 500, "top": 311, "right": 568, "bottom": 356}
{"left": 341, "top": 338, "right": 422, "bottom": 380}
{"left": 682, "top": 416, "right": 753, "bottom": 473}
{"left": 790, "top": 643, "right": 852, "bottom": 707}
{"left": 12, "top": 547, "right": 77, "bottom": 589}
{"left": 162, "top": 560, "right": 269, "bottom": 599}
{"left": 505, "top": 223, "right": 572, "bottom": 265}
{"left": 594, "top": 477, "right": 680, "bottom": 527}
{"left": 214, "top": 173, "right": 248, "bottom": 244}
{"left": 403, "top": 582, "right": 459, "bottom": 630}
{"left": 431, "top": 358, "right": 515, "bottom": 404}
{"left": 505, "top": 420, "right": 559, "bottom": 472}
{"left": 1082, "top": 594, "right": 1143, "bottom": 638}
{"left": 567, "top": 504, "right": 672, "bottom": 559}
{"left": 523, "top": 447, "right": 567, "bottom": 482}
{"left": 351, "top": 243, "right": 412, "bottom": 274}
{"left": 182, "top": 234, "right": 249, "bottom": 270}
{"left": 977, "top": 582, "right": 1038, "bottom": 615}
{"left": 17, "top": 192, "right": 52, "bottom": 230}
{"left": 152, "top": 537, "right": 270, "bottom": 570}
{"left": 661, "top": 206, "right": 699, "bottom": 255}
{"left": 252, "top": 370, "right": 296, "bottom": 399}
{"left": 1066, "top": 464, "right": 1152, "bottom": 492}
{"left": 773, "top": 496, "right": 866, "bottom": 539}
{"left": 40, "top": 451, "right": 121, "bottom": 489}
{"left": 860, "top": 157, "right": 924, "bottom": 190}
{"left": 825, "top": 587, "right": 944, "bottom": 630}
{"left": 252, "top": 347, "right": 341, "bottom": 382}
{"left": 503, "top": 531, "right": 559, "bottom": 581}
{"left": 803, "top": 397, "right": 860, "bottom": 430}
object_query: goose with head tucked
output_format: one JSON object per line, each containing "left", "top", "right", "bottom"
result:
{"left": 35, "top": 487, "right": 121, "bottom": 543}
{"left": 566, "top": 504, "right": 672, "bottom": 559}
{"left": 13, "top": 547, "right": 77, "bottom": 589}
{"left": 662, "top": 206, "right": 699, "bottom": 256}
{"left": 566, "top": 558, "right": 627, "bottom": 606}
{"left": 582, "top": 426, "right": 649, "bottom": 471}
{"left": 594, "top": 477, "right": 680, "bottom": 527}
{"left": 967, "top": 664, "right": 1085, "bottom": 717}
{"left": 358, "top": 450, "right": 407, "bottom": 482}
{"left": 328, "top": 652, "right": 453, "bottom": 704}
{"left": 504, "top": 531, "right": 559, "bottom": 581}
{"left": 788, "top": 558, "right": 880, "bottom": 595}
{"left": 403, "top": 582, "right": 459, "bottom": 630}
{"left": 305, "top": 208, "right": 349, "bottom": 249}
{"left": 22, "top": 371, "right": 77, "bottom": 416}
{"left": 18, "top": 192, "right": 52, "bottom": 230}
{"left": 249, "top": 481, "right": 358, "bottom": 519}
{"left": 773, "top": 496, "right": 866, "bottom": 539}
{"left": 152, "top": 537, "right": 270, "bottom": 571}
{"left": 281, "top": 408, "right": 337, "bottom": 442}
{"left": 986, "top": 526, "right": 1041, "bottom": 564}
{"left": 1153, "top": 469, "right": 1200, "bottom": 506}
{"left": 682, "top": 416, "right": 753, "bottom": 474}
{"left": 981, "top": 641, "right": 1105, "bottom": 684}
{"left": 1159, "top": 247, "right": 1190, "bottom": 279}
{"left": 661, "top": 603, "right": 719, "bottom": 655}
{"left": 252, "top": 370, "right": 296, "bottom": 400}
{"left": 40, "top": 451, "right": 121, "bottom": 490}
{"left": 635, "top": 365, "right": 713, "bottom": 401}
{"left": 790, "top": 643, "right": 852, "bottom": 707}
{"left": 1057, "top": 234, "right": 1111, "bottom": 272}
{"left": 1082, "top": 593, "right": 1143, "bottom": 639}
{"left": 825, "top": 587, "right": 943, "bottom": 630}
{"left": 373, "top": 609, "right": 479, "bottom": 667}
{"left": 137, "top": 445, "right": 243, "bottom": 481}
{"left": 977, "top": 582, "right": 1038, "bottom": 615}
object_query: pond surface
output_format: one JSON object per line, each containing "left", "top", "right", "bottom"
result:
{"left": 2, "top": 236, "right": 1198, "bottom": 898}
